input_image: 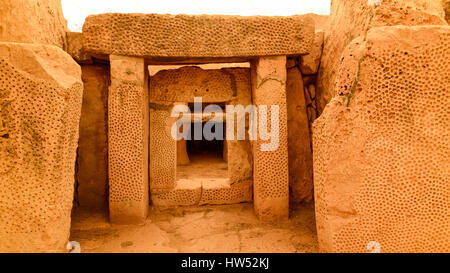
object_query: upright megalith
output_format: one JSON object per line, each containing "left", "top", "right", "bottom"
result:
{"left": 313, "top": 26, "right": 450, "bottom": 253}
{"left": 0, "top": 43, "right": 83, "bottom": 252}
{"left": 0, "top": 0, "right": 68, "bottom": 48}
{"left": 108, "top": 55, "right": 149, "bottom": 224}
{"left": 251, "top": 56, "right": 289, "bottom": 220}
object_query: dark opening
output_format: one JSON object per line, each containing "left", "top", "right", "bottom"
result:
{"left": 187, "top": 121, "right": 225, "bottom": 161}
{"left": 176, "top": 121, "right": 228, "bottom": 182}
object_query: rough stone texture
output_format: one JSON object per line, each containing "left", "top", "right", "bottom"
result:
{"left": 313, "top": 26, "right": 450, "bottom": 253}
{"left": 149, "top": 104, "right": 177, "bottom": 192}
{"left": 0, "top": 42, "right": 82, "bottom": 252}
{"left": 286, "top": 60, "right": 313, "bottom": 203}
{"left": 82, "top": 14, "right": 315, "bottom": 59}
{"left": 177, "top": 139, "right": 190, "bottom": 165}
{"left": 300, "top": 31, "right": 324, "bottom": 75}
{"left": 70, "top": 202, "right": 319, "bottom": 253}
{"left": 109, "top": 55, "right": 149, "bottom": 224}
{"left": 251, "top": 56, "right": 289, "bottom": 221}
{"left": 150, "top": 66, "right": 235, "bottom": 103}
{"left": 227, "top": 140, "right": 253, "bottom": 185}
{"left": 77, "top": 64, "right": 109, "bottom": 209}
{"left": 303, "top": 13, "right": 329, "bottom": 31}
{"left": 444, "top": 0, "right": 450, "bottom": 23}
{"left": 200, "top": 179, "right": 253, "bottom": 205}
{"left": 66, "top": 32, "right": 93, "bottom": 64}
{"left": 316, "top": 0, "right": 447, "bottom": 114}
{"left": 0, "top": 0, "right": 68, "bottom": 48}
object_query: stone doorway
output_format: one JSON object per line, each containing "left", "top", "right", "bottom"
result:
{"left": 149, "top": 65, "right": 253, "bottom": 207}
{"left": 178, "top": 119, "right": 228, "bottom": 186}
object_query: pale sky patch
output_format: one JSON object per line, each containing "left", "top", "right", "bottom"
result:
{"left": 61, "top": 0, "right": 331, "bottom": 31}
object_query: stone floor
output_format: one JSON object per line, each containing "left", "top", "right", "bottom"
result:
{"left": 70, "top": 202, "right": 319, "bottom": 253}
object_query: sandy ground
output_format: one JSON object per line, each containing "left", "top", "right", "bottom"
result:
{"left": 177, "top": 152, "right": 228, "bottom": 181}
{"left": 70, "top": 202, "right": 319, "bottom": 253}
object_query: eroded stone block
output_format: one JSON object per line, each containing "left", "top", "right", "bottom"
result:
{"left": 313, "top": 26, "right": 450, "bottom": 253}
{"left": 251, "top": 56, "right": 289, "bottom": 221}
{"left": 66, "top": 32, "right": 93, "bottom": 64}
{"left": 149, "top": 105, "right": 177, "bottom": 191}
{"left": 0, "top": 0, "right": 68, "bottom": 48}
{"left": 77, "top": 64, "right": 109, "bottom": 209}
{"left": 109, "top": 55, "right": 149, "bottom": 224}
{"left": 286, "top": 62, "right": 313, "bottom": 203}
{"left": 83, "top": 14, "right": 315, "bottom": 59}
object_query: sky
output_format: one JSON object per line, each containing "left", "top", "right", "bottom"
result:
{"left": 61, "top": 0, "right": 331, "bottom": 31}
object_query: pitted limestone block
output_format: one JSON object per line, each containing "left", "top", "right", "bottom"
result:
{"left": 0, "top": 42, "right": 83, "bottom": 252}
{"left": 149, "top": 66, "right": 253, "bottom": 206}
{"left": 444, "top": 0, "right": 450, "bottom": 23}
{"left": 251, "top": 56, "right": 289, "bottom": 221}
{"left": 302, "top": 75, "right": 316, "bottom": 87}
{"left": 316, "top": 0, "right": 447, "bottom": 115}
{"left": 313, "top": 26, "right": 450, "bottom": 253}
{"left": 109, "top": 55, "right": 149, "bottom": 224}
{"left": 151, "top": 183, "right": 202, "bottom": 206}
{"left": 150, "top": 66, "right": 235, "bottom": 103}
{"left": 227, "top": 140, "right": 253, "bottom": 184}
{"left": 303, "top": 13, "right": 330, "bottom": 31}
{"left": 286, "top": 64, "right": 313, "bottom": 203}
{"left": 82, "top": 14, "right": 315, "bottom": 59}
{"left": 77, "top": 64, "right": 109, "bottom": 208}
{"left": 300, "top": 31, "right": 324, "bottom": 75}
{"left": 0, "top": 0, "right": 68, "bottom": 48}
{"left": 200, "top": 179, "right": 253, "bottom": 205}
{"left": 305, "top": 84, "right": 318, "bottom": 127}
{"left": 149, "top": 105, "right": 177, "bottom": 190}
{"left": 66, "top": 32, "right": 93, "bottom": 64}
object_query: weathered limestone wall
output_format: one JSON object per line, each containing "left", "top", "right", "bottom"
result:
{"left": 76, "top": 64, "right": 109, "bottom": 209}
{"left": 0, "top": 43, "right": 83, "bottom": 252}
{"left": 316, "top": 0, "right": 447, "bottom": 114}
{"left": 251, "top": 57, "right": 289, "bottom": 220}
{"left": 109, "top": 55, "right": 149, "bottom": 224}
{"left": 0, "top": 0, "right": 68, "bottom": 49}
{"left": 313, "top": 26, "right": 450, "bottom": 253}
{"left": 286, "top": 59, "right": 313, "bottom": 203}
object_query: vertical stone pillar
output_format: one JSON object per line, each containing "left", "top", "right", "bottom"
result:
{"left": 0, "top": 43, "right": 83, "bottom": 253}
{"left": 109, "top": 55, "right": 149, "bottom": 224}
{"left": 177, "top": 139, "right": 190, "bottom": 165}
{"left": 176, "top": 105, "right": 190, "bottom": 166}
{"left": 286, "top": 59, "right": 313, "bottom": 203}
{"left": 251, "top": 56, "right": 289, "bottom": 221}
